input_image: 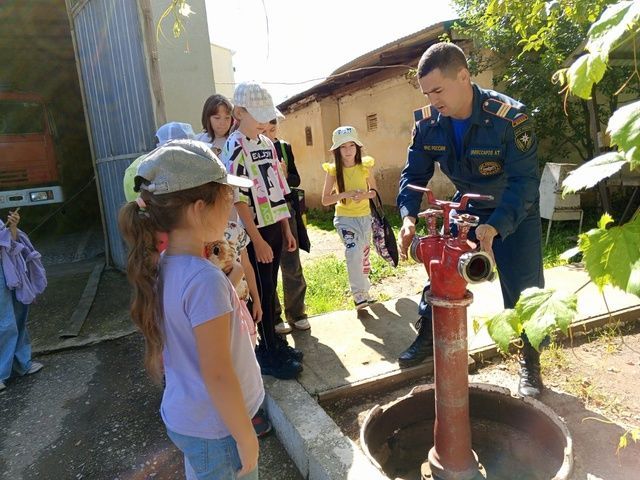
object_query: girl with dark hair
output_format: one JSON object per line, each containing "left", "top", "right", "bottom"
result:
{"left": 196, "top": 94, "right": 234, "bottom": 157}
{"left": 118, "top": 139, "right": 261, "bottom": 479}
{"left": 321, "top": 126, "right": 377, "bottom": 310}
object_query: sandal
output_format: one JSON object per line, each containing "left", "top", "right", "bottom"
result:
{"left": 252, "top": 408, "right": 272, "bottom": 438}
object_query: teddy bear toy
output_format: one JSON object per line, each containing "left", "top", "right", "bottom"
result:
{"left": 205, "top": 239, "right": 249, "bottom": 300}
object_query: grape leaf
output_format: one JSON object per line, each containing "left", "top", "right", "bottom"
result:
{"left": 561, "top": 1, "right": 640, "bottom": 99}
{"left": 472, "top": 317, "right": 481, "bottom": 335}
{"left": 598, "top": 213, "right": 614, "bottom": 230}
{"left": 562, "top": 152, "right": 627, "bottom": 195}
{"left": 516, "top": 288, "right": 578, "bottom": 350}
{"left": 608, "top": 101, "right": 640, "bottom": 169}
{"left": 566, "top": 54, "right": 606, "bottom": 99}
{"left": 586, "top": 1, "right": 640, "bottom": 58}
{"left": 579, "top": 214, "right": 640, "bottom": 296}
{"left": 619, "top": 434, "right": 629, "bottom": 451}
{"left": 486, "top": 309, "right": 519, "bottom": 354}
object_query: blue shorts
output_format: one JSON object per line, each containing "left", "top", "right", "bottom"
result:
{"left": 167, "top": 429, "right": 259, "bottom": 480}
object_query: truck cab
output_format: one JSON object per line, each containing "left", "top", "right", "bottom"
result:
{"left": 0, "top": 90, "right": 64, "bottom": 209}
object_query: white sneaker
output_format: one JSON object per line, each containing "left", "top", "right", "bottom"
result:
{"left": 355, "top": 299, "right": 368, "bottom": 310}
{"left": 275, "top": 322, "right": 293, "bottom": 334}
{"left": 354, "top": 292, "right": 368, "bottom": 310}
{"left": 0, "top": 381, "right": 5, "bottom": 392}
{"left": 26, "top": 362, "right": 43, "bottom": 375}
{"left": 292, "top": 318, "right": 311, "bottom": 331}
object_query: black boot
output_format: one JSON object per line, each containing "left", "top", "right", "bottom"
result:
{"left": 518, "top": 340, "right": 543, "bottom": 397}
{"left": 398, "top": 317, "right": 434, "bottom": 368}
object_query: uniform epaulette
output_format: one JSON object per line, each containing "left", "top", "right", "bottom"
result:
{"left": 413, "top": 105, "right": 434, "bottom": 123}
{"left": 482, "top": 98, "right": 528, "bottom": 127}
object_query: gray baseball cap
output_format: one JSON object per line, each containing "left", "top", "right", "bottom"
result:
{"left": 233, "top": 81, "right": 284, "bottom": 123}
{"left": 134, "top": 139, "right": 253, "bottom": 194}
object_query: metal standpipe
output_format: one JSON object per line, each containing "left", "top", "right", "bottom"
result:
{"left": 407, "top": 185, "right": 495, "bottom": 480}
{"left": 426, "top": 293, "right": 481, "bottom": 480}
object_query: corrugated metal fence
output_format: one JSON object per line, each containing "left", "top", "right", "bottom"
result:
{"left": 67, "top": 0, "right": 156, "bottom": 269}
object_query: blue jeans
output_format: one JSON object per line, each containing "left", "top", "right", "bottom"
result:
{"left": 167, "top": 429, "right": 259, "bottom": 480}
{"left": 0, "top": 263, "right": 33, "bottom": 382}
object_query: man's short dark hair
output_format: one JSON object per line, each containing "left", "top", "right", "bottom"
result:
{"left": 417, "top": 42, "right": 468, "bottom": 79}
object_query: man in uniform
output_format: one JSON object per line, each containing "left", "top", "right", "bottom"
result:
{"left": 397, "top": 42, "right": 545, "bottom": 397}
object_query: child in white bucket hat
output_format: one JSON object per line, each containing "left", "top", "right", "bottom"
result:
{"left": 221, "top": 81, "right": 304, "bottom": 380}
{"left": 321, "top": 126, "right": 378, "bottom": 310}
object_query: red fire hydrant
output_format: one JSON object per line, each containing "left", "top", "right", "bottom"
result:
{"left": 408, "top": 185, "right": 495, "bottom": 480}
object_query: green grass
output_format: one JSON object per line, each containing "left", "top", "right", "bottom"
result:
{"left": 277, "top": 254, "right": 402, "bottom": 315}
{"left": 541, "top": 201, "right": 611, "bottom": 267}
{"left": 542, "top": 219, "right": 581, "bottom": 268}
{"left": 306, "top": 208, "right": 335, "bottom": 232}
{"left": 278, "top": 254, "right": 350, "bottom": 315}
{"left": 277, "top": 252, "right": 405, "bottom": 315}
{"left": 306, "top": 206, "right": 404, "bottom": 233}
{"left": 299, "top": 205, "right": 594, "bottom": 313}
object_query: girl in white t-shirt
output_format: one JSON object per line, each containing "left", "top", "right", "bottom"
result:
{"left": 196, "top": 94, "right": 234, "bottom": 157}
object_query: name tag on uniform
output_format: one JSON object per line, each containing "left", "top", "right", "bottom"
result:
{"left": 469, "top": 147, "right": 503, "bottom": 157}
{"left": 424, "top": 144, "right": 447, "bottom": 152}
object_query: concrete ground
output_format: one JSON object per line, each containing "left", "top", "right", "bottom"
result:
{"left": 1, "top": 246, "right": 302, "bottom": 480}
{"left": 0, "top": 335, "right": 302, "bottom": 480}
{"left": 288, "top": 264, "right": 640, "bottom": 399}
{"left": 3, "top": 233, "right": 639, "bottom": 479}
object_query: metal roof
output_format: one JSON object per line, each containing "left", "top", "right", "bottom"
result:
{"left": 277, "top": 20, "right": 456, "bottom": 112}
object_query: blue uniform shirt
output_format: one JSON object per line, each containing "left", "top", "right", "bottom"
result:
{"left": 397, "top": 84, "right": 540, "bottom": 239}
{"left": 451, "top": 117, "right": 471, "bottom": 162}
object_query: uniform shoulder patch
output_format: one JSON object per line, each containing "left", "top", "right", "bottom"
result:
{"left": 514, "top": 124, "right": 534, "bottom": 152}
{"left": 413, "top": 105, "right": 434, "bottom": 123}
{"left": 482, "top": 98, "right": 525, "bottom": 126}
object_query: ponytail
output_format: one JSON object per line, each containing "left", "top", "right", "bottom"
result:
{"left": 118, "top": 181, "right": 228, "bottom": 382}
{"left": 118, "top": 201, "right": 164, "bottom": 382}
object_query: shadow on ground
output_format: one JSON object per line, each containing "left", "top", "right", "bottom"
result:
{"left": 0, "top": 335, "right": 302, "bottom": 479}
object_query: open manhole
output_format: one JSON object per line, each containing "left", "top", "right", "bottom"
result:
{"left": 361, "top": 383, "right": 573, "bottom": 480}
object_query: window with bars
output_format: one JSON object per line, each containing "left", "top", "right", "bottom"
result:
{"left": 305, "top": 126, "right": 313, "bottom": 146}
{"left": 366, "top": 113, "right": 378, "bottom": 132}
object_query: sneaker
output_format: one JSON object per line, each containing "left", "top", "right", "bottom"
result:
{"left": 355, "top": 300, "right": 368, "bottom": 310}
{"left": 0, "top": 381, "right": 5, "bottom": 392}
{"left": 26, "top": 362, "right": 43, "bottom": 375}
{"left": 252, "top": 408, "right": 272, "bottom": 438}
{"left": 257, "top": 349, "right": 302, "bottom": 380}
{"left": 273, "top": 337, "right": 304, "bottom": 362}
{"left": 275, "top": 322, "right": 292, "bottom": 334}
{"left": 277, "top": 343, "right": 304, "bottom": 362}
{"left": 354, "top": 292, "right": 368, "bottom": 310}
{"left": 291, "top": 318, "right": 311, "bottom": 331}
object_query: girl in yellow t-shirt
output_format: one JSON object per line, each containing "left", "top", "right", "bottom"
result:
{"left": 321, "top": 126, "right": 378, "bottom": 310}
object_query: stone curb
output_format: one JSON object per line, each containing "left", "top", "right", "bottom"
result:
{"left": 263, "top": 377, "right": 386, "bottom": 480}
